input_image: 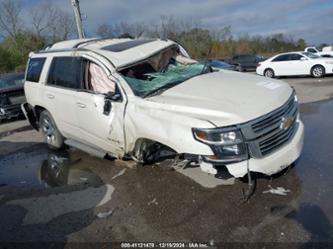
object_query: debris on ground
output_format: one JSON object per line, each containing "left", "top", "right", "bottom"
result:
{"left": 115, "top": 159, "right": 137, "bottom": 169}
{"left": 148, "top": 198, "right": 158, "bottom": 206}
{"left": 51, "top": 155, "right": 68, "bottom": 164}
{"left": 96, "top": 209, "right": 113, "bottom": 219}
{"left": 111, "top": 168, "right": 127, "bottom": 180}
{"left": 263, "top": 186, "right": 291, "bottom": 196}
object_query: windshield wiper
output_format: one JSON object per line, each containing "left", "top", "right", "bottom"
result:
{"left": 143, "top": 81, "right": 182, "bottom": 98}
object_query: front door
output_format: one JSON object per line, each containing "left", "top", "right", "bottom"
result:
{"left": 75, "top": 58, "right": 126, "bottom": 157}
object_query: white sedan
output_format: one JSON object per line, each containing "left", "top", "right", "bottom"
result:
{"left": 256, "top": 52, "right": 333, "bottom": 78}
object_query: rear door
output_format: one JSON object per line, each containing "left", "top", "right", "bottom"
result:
{"left": 270, "top": 54, "right": 291, "bottom": 76}
{"left": 43, "top": 56, "right": 84, "bottom": 140}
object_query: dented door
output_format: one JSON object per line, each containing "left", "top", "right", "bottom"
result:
{"left": 75, "top": 91, "right": 126, "bottom": 156}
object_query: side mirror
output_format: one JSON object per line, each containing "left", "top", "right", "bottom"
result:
{"left": 104, "top": 91, "right": 122, "bottom": 102}
{"left": 103, "top": 91, "right": 122, "bottom": 116}
{"left": 300, "top": 57, "right": 308, "bottom": 61}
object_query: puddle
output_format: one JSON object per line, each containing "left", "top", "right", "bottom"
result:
{"left": 0, "top": 125, "right": 32, "bottom": 139}
{"left": 286, "top": 100, "right": 333, "bottom": 239}
{"left": 0, "top": 145, "right": 103, "bottom": 189}
{"left": 0, "top": 100, "right": 332, "bottom": 242}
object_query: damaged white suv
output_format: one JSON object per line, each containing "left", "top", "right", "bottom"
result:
{"left": 23, "top": 38, "right": 304, "bottom": 178}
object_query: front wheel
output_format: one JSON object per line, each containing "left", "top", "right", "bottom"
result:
{"left": 264, "top": 68, "right": 275, "bottom": 78}
{"left": 39, "top": 110, "right": 64, "bottom": 149}
{"left": 236, "top": 65, "right": 244, "bottom": 72}
{"left": 311, "top": 65, "right": 325, "bottom": 78}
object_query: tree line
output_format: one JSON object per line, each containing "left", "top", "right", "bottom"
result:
{"left": 0, "top": 0, "right": 327, "bottom": 73}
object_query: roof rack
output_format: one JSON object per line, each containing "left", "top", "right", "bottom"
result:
{"left": 39, "top": 38, "right": 103, "bottom": 52}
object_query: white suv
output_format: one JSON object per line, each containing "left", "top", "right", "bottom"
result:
{"left": 22, "top": 38, "right": 304, "bottom": 178}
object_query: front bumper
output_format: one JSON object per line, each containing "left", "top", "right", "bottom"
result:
{"left": 0, "top": 104, "right": 23, "bottom": 120}
{"left": 225, "top": 120, "right": 304, "bottom": 177}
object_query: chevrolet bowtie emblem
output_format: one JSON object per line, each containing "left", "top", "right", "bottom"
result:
{"left": 280, "top": 116, "right": 295, "bottom": 130}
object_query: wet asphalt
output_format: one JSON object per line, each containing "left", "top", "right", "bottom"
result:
{"left": 0, "top": 100, "right": 332, "bottom": 247}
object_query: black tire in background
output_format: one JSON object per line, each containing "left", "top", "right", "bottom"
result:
{"left": 311, "top": 65, "right": 325, "bottom": 78}
{"left": 264, "top": 68, "right": 275, "bottom": 78}
{"left": 39, "top": 110, "right": 64, "bottom": 149}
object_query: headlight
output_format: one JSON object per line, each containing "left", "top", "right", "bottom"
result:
{"left": 193, "top": 127, "right": 248, "bottom": 163}
{"left": 0, "top": 108, "right": 5, "bottom": 115}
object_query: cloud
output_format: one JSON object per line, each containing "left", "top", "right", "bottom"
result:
{"left": 21, "top": 0, "right": 333, "bottom": 45}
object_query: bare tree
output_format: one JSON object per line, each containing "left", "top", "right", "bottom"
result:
{"left": 0, "top": 0, "right": 22, "bottom": 42}
{"left": 95, "top": 22, "right": 147, "bottom": 39}
{"left": 96, "top": 23, "right": 114, "bottom": 38}
{"left": 51, "top": 10, "right": 76, "bottom": 41}
{"left": 30, "top": 4, "right": 50, "bottom": 37}
{"left": 29, "top": 3, "right": 75, "bottom": 43}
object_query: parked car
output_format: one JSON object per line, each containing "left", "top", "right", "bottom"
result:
{"left": 207, "top": 59, "right": 237, "bottom": 71}
{"left": 22, "top": 38, "right": 304, "bottom": 179}
{"left": 305, "top": 46, "right": 333, "bottom": 58}
{"left": 224, "top": 54, "right": 265, "bottom": 72}
{"left": 0, "top": 72, "right": 25, "bottom": 123}
{"left": 257, "top": 52, "right": 333, "bottom": 78}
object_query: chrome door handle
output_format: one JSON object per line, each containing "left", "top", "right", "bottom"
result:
{"left": 76, "top": 102, "right": 86, "bottom": 108}
{"left": 47, "top": 94, "right": 55, "bottom": 99}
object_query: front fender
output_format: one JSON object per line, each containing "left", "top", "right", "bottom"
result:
{"left": 124, "top": 101, "right": 214, "bottom": 155}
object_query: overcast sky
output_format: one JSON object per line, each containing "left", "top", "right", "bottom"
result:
{"left": 22, "top": 0, "right": 333, "bottom": 45}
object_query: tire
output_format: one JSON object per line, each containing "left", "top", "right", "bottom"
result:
{"left": 264, "top": 68, "right": 275, "bottom": 78}
{"left": 236, "top": 65, "right": 244, "bottom": 72}
{"left": 311, "top": 65, "right": 325, "bottom": 78}
{"left": 39, "top": 110, "right": 64, "bottom": 149}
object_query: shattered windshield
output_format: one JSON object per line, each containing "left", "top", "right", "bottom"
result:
{"left": 120, "top": 46, "right": 210, "bottom": 97}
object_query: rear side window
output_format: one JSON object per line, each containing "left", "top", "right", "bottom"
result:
{"left": 272, "top": 54, "right": 290, "bottom": 62}
{"left": 47, "top": 57, "right": 84, "bottom": 89}
{"left": 26, "top": 58, "right": 46, "bottom": 82}
{"left": 289, "top": 54, "right": 303, "bottom": 61}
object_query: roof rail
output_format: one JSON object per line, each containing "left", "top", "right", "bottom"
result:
{"left": 72, "top": 37, "right": 104, "bottom": 48}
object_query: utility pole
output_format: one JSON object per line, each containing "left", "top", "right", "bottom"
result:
{"left": 71, "top": 0, "right": 85, "bottom": 39}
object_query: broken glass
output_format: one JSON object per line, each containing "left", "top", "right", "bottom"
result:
{"left": 123, "top": 63, "right": 208, "bottom": 97}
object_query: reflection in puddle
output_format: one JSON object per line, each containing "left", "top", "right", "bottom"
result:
{"left": 0, "top": 146, "right": 102, "bottom": 188}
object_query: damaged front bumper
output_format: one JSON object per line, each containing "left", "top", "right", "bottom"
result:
{"left": 225, "top": 120, "right": 304, "bottom": 177}
{"left": 0, "top": 104, "right": 23, "bottom": 120}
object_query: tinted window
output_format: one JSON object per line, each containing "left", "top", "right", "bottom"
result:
{"left": 48, "top": 57, "right": 84, "bottom": 89}
{"left": 26, "top": 58, "right": 46, "bottom": 82}
{"left": 272, "top": 54, "right": 290, "bottom": 62}
{"left": 241, "top": 55, "right": 252, "bottom": 60}
{"left": 308, "top": 48, "right": 317, "bottom": 53}
{"left": 289, "top": 54, "right": 303, "bottom": 60}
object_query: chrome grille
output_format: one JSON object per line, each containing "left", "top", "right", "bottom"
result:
{"left": 240, "top": 92, "right": 298, "bottom": 158}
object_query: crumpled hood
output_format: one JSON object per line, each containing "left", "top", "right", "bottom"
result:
{"left": 147, "top": 71, "right": 293, "bottom": 127}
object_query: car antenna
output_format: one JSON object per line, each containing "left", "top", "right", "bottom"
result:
{"left": 200, "top": 44, "right": 213, "bottom": 74}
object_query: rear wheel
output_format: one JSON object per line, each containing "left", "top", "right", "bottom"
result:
{"left": 39, "top": 110, "right": 64, "bottom": 149}
{"left": 311, "top": 65, "right": 325, "bottom": 78}
{"left": 264, "top": 68, "right": 275, "bottom": 78}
